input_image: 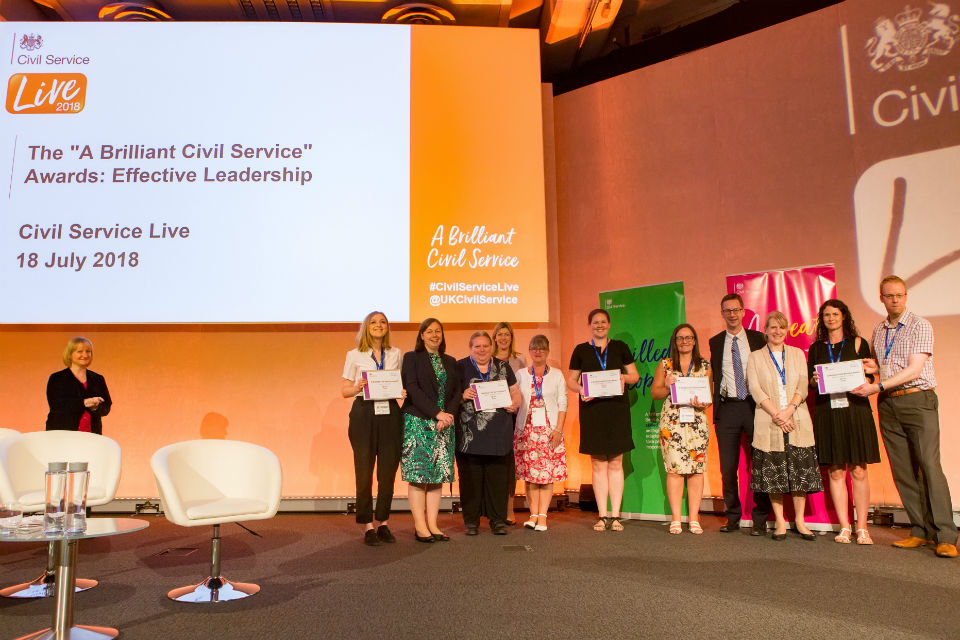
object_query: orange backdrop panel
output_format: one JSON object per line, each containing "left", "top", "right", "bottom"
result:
{"left": 409, "top": 26, "right": 548, "bottom": 322}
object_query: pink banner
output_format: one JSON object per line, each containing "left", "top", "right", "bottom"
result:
{"left": 726, "top": 265, "right": 837, "bottom": 525}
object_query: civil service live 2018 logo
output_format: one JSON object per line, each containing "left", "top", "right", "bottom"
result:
{"left": 6, "top": 31, "right": 88, "bottom": 114}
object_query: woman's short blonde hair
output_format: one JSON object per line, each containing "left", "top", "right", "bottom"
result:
{"left": 62, "top": 337, "right": 93, "bottom": 366}
{"left": 469, "top": 330, "right": 493, "bottom": 349}
{"left": 764, "top": 311, "right": 788, "bottom": 331}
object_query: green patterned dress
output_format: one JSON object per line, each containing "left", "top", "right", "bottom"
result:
{"left": 401, "top": 353, "right": 455, "bottom": 483}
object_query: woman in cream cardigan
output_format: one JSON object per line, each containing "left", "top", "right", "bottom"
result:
{"left": 746, "top": 311, "right": 823, "bottom": 541}
{"left": 514, "top": 334, "right": 568, "bottom": 532}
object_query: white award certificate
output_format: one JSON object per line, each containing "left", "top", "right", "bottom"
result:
{"left": 362, "top": 370, "right": 403, "bottom": 400}
{"left": 670, "top": 377, "right": 711, "bottom": 405}
{"left": 815, "top": 361, "right": 866, "bottom": 395}
{"left": 581, "top": 370, "right": 622, "bottom": 398}
{"left": 472, "top": 379, "right": 512, "bottom": 411}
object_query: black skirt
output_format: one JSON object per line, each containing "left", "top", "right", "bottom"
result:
{"left": 751, "top": 444, "right": 823, "bottom": 495}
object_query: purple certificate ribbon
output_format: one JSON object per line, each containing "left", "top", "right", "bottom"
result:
{"left": 581, "top": 374, "right": 590, "bottom": 398}
{"left": 471, "top": 383, "right": 483, "bottom": 410}
{"left": 362, "top": 371, "right": 372, "bottom": 400}
{"left": 815, "top": 365, "right": 826, "bottom": 394}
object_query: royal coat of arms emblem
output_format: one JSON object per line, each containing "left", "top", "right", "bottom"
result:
{"left": 867, "top": 3, "right": 959, "bottom": 71}
{"left": 19, "top": 33, "right": 43, "bottom": 51}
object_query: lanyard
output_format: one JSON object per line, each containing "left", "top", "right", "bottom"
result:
{"left": 767, "top": 346, "right": 786, "bottom": 386}
{"left": 883, "top": 324, "right": 903, "bottom": 360}
{"left": 827, "top": 338, "right": 845, "bottom": 364}
{"left": 681, "top": 358, "right": 694, "bottom": 377}
{"left": 470, "top": 356, "right": 491, "bottom": 382}
{"left": 590, "top": 339, "right": 608, "bottom": 370}
{"left": 370, "top": 347, "right": 385, "bottom": 371}
{"left": 530, "top": 366, "right": 549, "bottom": 400}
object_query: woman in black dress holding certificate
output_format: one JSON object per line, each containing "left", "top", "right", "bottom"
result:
{"left": 807, "top": 299, "right": 880, "bottom": 545}
{"left": 341, "top": 311, "right": 403, "bottom": 546}
{"left": 566, "top": 309, "right": 640, "bottom": 532}
{"left": 457, "top": 331, "right": 520, "bottom": 535}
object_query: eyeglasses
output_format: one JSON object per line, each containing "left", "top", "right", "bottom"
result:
{"left": 675, "top": 336, "right": 696, "bottom": 343}
{"left": 882, "top": 293, "right": 906, "bottom": 301}
{"left": 721, "top": 307, "right": 743, "bottom": 315}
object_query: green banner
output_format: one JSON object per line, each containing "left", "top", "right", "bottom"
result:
{"left": 600, "top": 282, "right": 686, "bottom": 518}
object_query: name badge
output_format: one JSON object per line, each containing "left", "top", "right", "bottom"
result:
{"left": 777, "top": 384, "right": 788, "bottom": 409}
{"left": 531, "top": 407, "right": 548, "bottom": 427}
{"left": 678, "top": 406, "right": 696, "bottom": 423}
{"left": 374, "top": 401, "right": 390, "bottom": 415}
{"left": 829, "top": 393, "right": 849, "bottom": 409}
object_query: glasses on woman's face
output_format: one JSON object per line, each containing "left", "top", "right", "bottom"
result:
{"left": 676, "top": 336, "right": 696, "bottom": 343}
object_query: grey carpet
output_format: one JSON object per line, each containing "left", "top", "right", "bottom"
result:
{"left": 1, "top": 512, "right": 957, "bottom": 639}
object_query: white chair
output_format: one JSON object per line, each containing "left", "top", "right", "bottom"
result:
{"left": 151, "top": 439, "right": 282, "bottom": 603}
{"left": 0, "top": 430, "right": 122, "bottom": 598}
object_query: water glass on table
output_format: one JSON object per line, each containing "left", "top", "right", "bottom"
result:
{"left": 0, "top": 502, "right": 23, "bottom": 535}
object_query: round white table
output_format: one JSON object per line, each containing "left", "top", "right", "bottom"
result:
{"left": 3, "top": 517, "right": 149, "bottom": 640}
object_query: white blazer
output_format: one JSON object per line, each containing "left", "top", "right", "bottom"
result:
{"left": 514, "top": 367, "right": 569, "bottom": 434}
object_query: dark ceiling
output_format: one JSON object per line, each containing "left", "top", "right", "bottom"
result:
{"left": 1, "top": 0, "right": 842, "bottom": 93}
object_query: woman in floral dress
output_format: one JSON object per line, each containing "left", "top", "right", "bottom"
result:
{"left": 401, "top": 318, "right": 460, "bottom": 542}
{"left": 651, "top": 324, "right": 712, "bottom": 535}
{"left": 514, "top": 335, "right": 568, "bottom": 532}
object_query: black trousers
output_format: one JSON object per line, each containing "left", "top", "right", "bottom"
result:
{"left": 456, "top": 452, "right": 511, "bottom": 527}
{"left": 348, "top": 398, "right": 402, "bottom": 524}
{"left": 715, "top": 398, "right": 771, "bottom": 524}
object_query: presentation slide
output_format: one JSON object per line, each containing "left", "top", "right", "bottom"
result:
{"left": 1, "top": 23, "right": 547, "bottom": 323}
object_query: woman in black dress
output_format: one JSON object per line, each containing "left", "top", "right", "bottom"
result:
{"left": 46, "top": 337, "right": 111, "bottom": 434}
{"left": 566, "top": 309, "right": 639, "bottom": 531}
{"left": 808, "top": 299, "right": 880, "bottom": 545}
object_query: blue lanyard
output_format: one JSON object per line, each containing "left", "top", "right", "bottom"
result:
{"left": 370, "top": 347, "right": 385, "bottom": 371}
{"left": 883, "top": 324, "right": 902, "bottom": 360}
{"left": 827, "top": 338, "right": 845, "bottom": 364}
{"left": 530, "top": 366, "right": 549, "bottom": 400}
{"left": 681, "top": 358, "right": 694, "bottom": 377}
{"left": 590, "top": 339, "right": 608, "bottom": 371}
{"left": 470, "top": 356, "right": 491, "bottom": 382}
{"left": 767, "top": 346, "right": 786, "bottom": 385}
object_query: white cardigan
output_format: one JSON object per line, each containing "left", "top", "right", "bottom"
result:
{"left": 514, "top": 367, "right": 569, "bottom": 434}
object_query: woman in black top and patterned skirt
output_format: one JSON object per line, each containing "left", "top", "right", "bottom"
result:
{"left": 566, "top": 309, "right": 639, "bottom": 532}
{"left": 808, "top": 299, "right": 880, "bottom": 545}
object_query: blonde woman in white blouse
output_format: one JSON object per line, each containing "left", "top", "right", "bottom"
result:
{"left": 746, "top": 311, "right": 823, "bottom": 542}
{"left": 514, "top": 335, "right": 568, "bottom": 532}
{"left": 341, "top": 311, "right": 404, "bottom": 546}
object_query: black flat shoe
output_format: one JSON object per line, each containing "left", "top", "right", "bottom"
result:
{"left": 431, "top": 532, "right": 450, "bottom": 542}
{"left": 415, "top": 533, "right": 435, "bottom": 543}
{"left": 376, "top": 525, "right": 396, "bottom": 543}
{"left": 364, "top": 530, "right": 382, "bottom": 546}
{"left": 771, "top": 532, "right": 787, "bottom": 541}
{"left": 798, "top": 532, "right": 817, "bottom": 541}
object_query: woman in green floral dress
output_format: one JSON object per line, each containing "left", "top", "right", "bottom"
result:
{"left": 401, "top": 318, "right": 460, "bottom": 542}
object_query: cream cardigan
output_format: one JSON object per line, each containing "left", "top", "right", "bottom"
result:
{"left": 514, "top": 367, "right": 569, "bottom": 435}
{"left": 746, "top": 344, "right": 814, "bottom": 452}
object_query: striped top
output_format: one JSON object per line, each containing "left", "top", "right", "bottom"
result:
{"left": 871, "top": 309, "right": 936, "bottom": 391}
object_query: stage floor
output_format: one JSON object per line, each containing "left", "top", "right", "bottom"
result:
{"left": 1, "top": 511, "right": 957, "bottom": 639}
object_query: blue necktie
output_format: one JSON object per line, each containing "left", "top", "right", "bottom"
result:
{"left": 732, "top": 336, "right": 747, "bottom": 400}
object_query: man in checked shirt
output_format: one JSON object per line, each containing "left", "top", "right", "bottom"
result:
{"left": 852, "top": 275, "right": 958, "bottom": 558}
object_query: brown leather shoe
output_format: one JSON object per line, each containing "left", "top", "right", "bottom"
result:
{"left": 936, "top": 543, "right": 958, "bottom": 558}
{"left": 892, "top": 536, "right": 935, "bottom": 549}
